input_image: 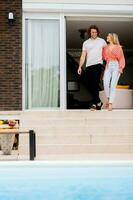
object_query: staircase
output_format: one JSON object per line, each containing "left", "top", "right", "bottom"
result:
{"left": 18, "top": 110, "right": 133, "bottom": 160}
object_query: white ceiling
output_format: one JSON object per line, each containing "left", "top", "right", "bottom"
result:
{"left": 66, "top": 17, "right": 133, "bottom": 50}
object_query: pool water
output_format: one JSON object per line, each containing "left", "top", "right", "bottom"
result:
{"left": 0, "top": 163, "right": 133, "bottom": 200}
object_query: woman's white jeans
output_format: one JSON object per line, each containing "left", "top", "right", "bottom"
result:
{"left": 103, "top": 61, "right": 120, "bottom": 104}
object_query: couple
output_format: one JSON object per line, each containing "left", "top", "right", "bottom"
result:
{"left": 77, "top": 25, "right": 125, "bottom": 111}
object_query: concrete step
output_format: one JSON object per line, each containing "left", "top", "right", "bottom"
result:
{"left": 20, "top": 119, "right": 133, "bottom": 129}
{"left": 19, "top": 110, "right": 133, "bottom": 120}
{"left": 20, "top": 116, "right": 133, "bottom": 123}
{"left": 19, "top": 144, "right": 133, "bottom": 155}
{"left": 19, "top": 129, "right": 133, "bottom": 137}
{"left": 19, "top": 134, "right": 133, "bottom": 145}
{"left": 34, "top": 153, "right": 133, "bottom": 160}
{"left": 19, "top": 125, "right": 133, "bottom": 135}
{"left": 1, "top": 110, "right": 133, "bottom": 160}
{"left": 1, "top": 153, "right": 133, "bottom": 161}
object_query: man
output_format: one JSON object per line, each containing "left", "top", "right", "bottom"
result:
{"left": 77, "top": 25, "right": 106, "bottom": 110}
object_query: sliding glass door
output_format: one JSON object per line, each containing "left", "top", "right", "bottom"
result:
{"left": 25, "top": 18, "right": 60, "bottom": 109}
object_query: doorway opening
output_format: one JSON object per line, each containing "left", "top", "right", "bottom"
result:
{"left": 66, "top": 16, "right": 133, "bottom": 109}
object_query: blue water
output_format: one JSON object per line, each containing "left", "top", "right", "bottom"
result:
{"left": 0, "top": 164, "right": 133, "bottom": 200}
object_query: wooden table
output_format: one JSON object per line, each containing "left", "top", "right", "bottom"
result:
{"left": 0, "top": 129, "right": 36, "bottom": 160}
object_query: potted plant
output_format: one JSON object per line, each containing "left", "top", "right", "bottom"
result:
{"left": 0, "top": 120, "right": 17, "bottom": 155}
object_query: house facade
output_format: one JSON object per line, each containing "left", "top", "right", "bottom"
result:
{"left": 0, "top": 0, "right": 133, "bottom": 160}
{"left": 1, "top": 0, "right": 133, "bottom": 111}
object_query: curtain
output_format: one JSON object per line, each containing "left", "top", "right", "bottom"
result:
{"left": 25, "top": 19, "right": 60, "bottom": 108}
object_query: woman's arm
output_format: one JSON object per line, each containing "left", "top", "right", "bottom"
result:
{"left": 117, "top": 46, "right": 125, "bottom": 73}
{"left": 102, "top": 47, "right": 107, "bottom": 61}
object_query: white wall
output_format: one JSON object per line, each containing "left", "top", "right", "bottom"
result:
{"left": 23, "top": 1, "right": 133, "bottom": 16}
{"left": 23, "top": 0, "right": 133, "bottom": 4}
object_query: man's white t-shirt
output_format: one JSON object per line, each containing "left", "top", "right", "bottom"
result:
{"left": 82, "top": 37, "right": 106, "bottom": 67}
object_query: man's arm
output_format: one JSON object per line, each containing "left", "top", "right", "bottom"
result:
{"left": 77, "top": 51, "right": 87, "bottom": 75}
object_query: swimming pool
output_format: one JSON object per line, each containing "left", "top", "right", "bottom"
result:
{"left": 0, "top": 161, "right": 133, "bottom": 200}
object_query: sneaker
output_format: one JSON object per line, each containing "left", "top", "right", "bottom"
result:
{"left": 90, "top": 104, "right": 97, "bottom": 111}
{"left": 96, "top": 102, "right": 103, "bottom": 110}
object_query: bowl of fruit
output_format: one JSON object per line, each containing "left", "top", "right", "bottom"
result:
{"left": 8, "top": 120, "right": 16, "bottom": 128}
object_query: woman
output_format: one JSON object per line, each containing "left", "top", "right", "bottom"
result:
{"left": 103, "top": 33, "right": 125, "bottom": 111}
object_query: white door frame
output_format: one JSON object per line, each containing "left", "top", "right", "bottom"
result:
{"left": 22, "top": 12, "right": 66, "bottom": 110}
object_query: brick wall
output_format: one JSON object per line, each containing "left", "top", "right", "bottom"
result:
{"left": 0, "top": 0, "right": 22, "bottom": 110}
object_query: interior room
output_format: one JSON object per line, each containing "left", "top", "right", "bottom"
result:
{"left": 66, "top": 16, "right": 133, "bottom": 109}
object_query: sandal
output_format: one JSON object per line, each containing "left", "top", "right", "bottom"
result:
{"left": 105, "top": 98, "right": 109, "bottom": 109}
{"left": 108, "top": 103, "right": 113, "bottom": 111}
{"left": 105, "top": 103, "right": 109, "bottom": 109}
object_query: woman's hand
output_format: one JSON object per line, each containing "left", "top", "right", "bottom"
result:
{"left": 119, "top": 68, "right": 123, "bottom": 74}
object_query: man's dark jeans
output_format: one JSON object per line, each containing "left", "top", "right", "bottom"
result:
{"left": 85, "top": 63, "right": 103, "bottom": 105}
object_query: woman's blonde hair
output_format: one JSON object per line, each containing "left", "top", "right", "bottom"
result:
{"left": 109, "top": 33, "right": 120, "bottom": 45}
